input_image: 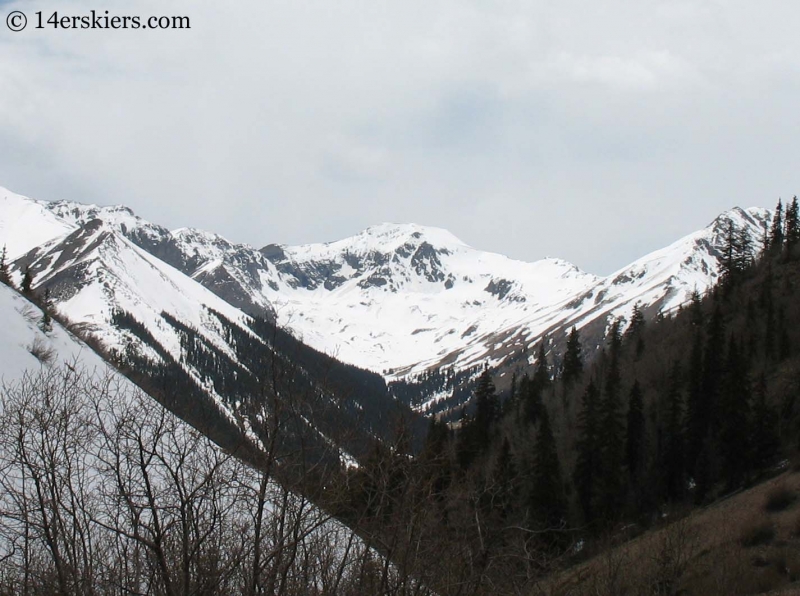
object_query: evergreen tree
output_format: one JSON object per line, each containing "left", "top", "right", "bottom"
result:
{"left": 533, "top": 340, "right": 550, "bottom": 389}
{"left": 423, "top": 416, "right": 449, "bottom": 460}
{"left": 458, "top": 368, "right": 498, "bottom": 468}
{"left": 751, "top": 374, "right": 780, "bottom": 470}
{"left": 524, "top": 375, "right": 544, "bottom": 425}
{"left": 573, "top": 379, "right": 600, "bottom": 523}
{"left": 661, "top": 362, "right": 685, "bottom": 502}
{"left": 692, "top": 440, "right": 715, "bottom": 505}
{"left": 702, "top": 306, "right": 725, "bottom": 435}
{"left": 39, "top": 288, "right": 53, "bottom": 333}
{"left": 473, "top": 368, "right": 498, "bottom": 441}
{"left": 0, "top": 245, "right": 9, "bottom": 285}
{"left": 21, "top": 265, "right": 33, "bottom": 295}
{"left": 490, "top": 438, "right": 518, "bottom": 522}
{"left": 718, "top": 337, "right": 752, "bottom": 489}
{"left": 626, "top": 303, "right": 646, "bottom": 357}
{"left": 785, "top": 196, "right": 800, "bottom": 257}
{"left": 760, "top": 264, "right": 776, "bottom": 362}
{"left": 685, "top": 317, "right": 706, "bottom": 472}
{"left": 689, "top": 289, "right": 703, "bottom": 327}
{"left": 530, "top": 408, "right": 566, "bottom": 533}
{"left": 720, "top": 219, "right": 753, "bottom": 286}
{"left": 777, "top": 306, "right": 791, "bottom": 360}
{"left": 526, "top": 341, "right": 549, "bottom": 423}
{"left": 504, "top": 371, "right": 518, "bottom": 415}
{"left": 625, "top": 380, "right": 645, "bottom": 482}
{"left": 770, "top": 199, "right": 784, "bottom": 252}
{"left": 720, "top": 219, "right": 737, "bottom": 284}
{"left": 597, "top": 320, "right": 626, "bottom": 521}
{"left": 562, "top": 326, "right": 583, "bottom": 386}
{"left": 735, "top": 225, "right": 754, "bottom": 273}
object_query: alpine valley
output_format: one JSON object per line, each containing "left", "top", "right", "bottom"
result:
{"left": 1, "top": 184, "right": 770, "bottom": 424}
{"left": 5, "top": 183, "right": 800, "bottom": 595}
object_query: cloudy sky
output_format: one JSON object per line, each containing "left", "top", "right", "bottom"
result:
{"left": 1, "top": 0, "right": 799, "bottom": 274}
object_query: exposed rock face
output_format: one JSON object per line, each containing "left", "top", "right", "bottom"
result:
{"left": 0, "top": 185, "right": 773, "bottom": 417}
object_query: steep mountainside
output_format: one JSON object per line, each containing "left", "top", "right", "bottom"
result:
{"left": 0, "top": 281, "right": 405, "bottom": 595}
{"left": 0, "top": 185, "right": 772, "bottom": 416}
{"left": 2, "top": 187, "right": 421, "bottom": 467}
{"left": 0, "top": 278, "right": 115, "bottom": 380}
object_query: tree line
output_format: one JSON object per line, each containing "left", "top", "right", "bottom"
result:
{"left": 333, "top": 202, "right": 800, "bottom": 594}
{"left": 0, "top": 365, "right": 431, "bottom": 595}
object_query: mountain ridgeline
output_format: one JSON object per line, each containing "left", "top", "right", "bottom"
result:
{"left": 0, "top": 186, "right": 774, "bottom": 419}
{"left": 329, "top": 196, "right": 800, "bottom": 595}
{"left": 2, "top": 184, "right": 800, "bottom": 594}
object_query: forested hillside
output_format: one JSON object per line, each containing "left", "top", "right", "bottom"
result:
{"left": 331, "top": 198, "right": 800, "bottom": 595}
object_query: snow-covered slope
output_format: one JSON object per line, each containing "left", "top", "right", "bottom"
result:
{"left": 261, "top": 223, "right": 599, "bottom": 377}
{"left": 2, "top": 192, "right": 412, "bottom": 458}
{"left": 0, "top": 281, "right": 108, "bottom": 380}
{"left": 0, "top": 184, "right": 773, "bottom": 414}
{"left": 0, "top": 188, "right": 77, "bottom": 259}
{"left": 258, "top": 209, "right": 770, "bottom": 382}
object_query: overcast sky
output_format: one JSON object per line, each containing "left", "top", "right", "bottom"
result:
{"left": 1, "top": 0, "right": 799, "bottom": 274}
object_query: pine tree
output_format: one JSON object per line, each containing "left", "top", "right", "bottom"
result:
{"left": 770, "top": 199, "right": 784, "bottom": 252}
{"left": 562, "top": 326, "right": 583, "bottom": 386}
{"left": 626, "top": 303, "right": 646, "bottom": 357}
{"left": 777, "top": 306, "right": 791, "bottom": 360}
{"left": 504, "top": 371, "right": 518, "bottom": 416}
{"left": 423, "top": 416, "right": 449, "bottom": 460}
{"left": 573, "top": 379, "right": 600, "bottom": 523}
{"left": 661, "top": 362, "right": 685, "bottom": 502}
{"left": 625, "top": 380, "right": 645, "bottom": 481}
{"left": 524, "top": 375, "right": 544, "bottom": 425}
{"left": 764, "top": 270, "right": 776, "bottom": 360}
{"left": 490, "top": 438, "right": 518, "bottom": 522}
{"left": 720, "top": 219, "right": 737, "bottom": 284}
{"left": 718, "top": 337, "right": 752, "bottom": 489}
{"left": 735, "top": 225, "right": 754, "bottom": 273}
{"left": 685, "top": 317, "right": 706, "bottom": 472}
{"left": 458, "top": 368, "right": 498, "bottom": 468}
{"left": 785, "top": 196, "right": 800, "bottom": 257}
{"left": 21, "top": 265, "right": 33, "bottom": 295}
{"left": 474, "top": 368, "right": 498, "bottom": 441}
{"left": 0, "top": 245, "right": 9, "bottom": 286}
{"left": 702, "top": 306, "right": 725, "bottom": 435}
{"left": 530, "top": 408, "right": 566, "bottom": 532}
{"left": 533, "top": 340, "right": 550, "bottom": 389}
{"left": 526, "top": 342, "right": 549, "bottom": 423}
{"left": 39, "top": 288, "right": 53, "bottom": 333}
{"left": 597, "top": 320, "right": 626, "bottom": 521}
{"left": 751, "top": 374, "right": 779, "bottom": 470}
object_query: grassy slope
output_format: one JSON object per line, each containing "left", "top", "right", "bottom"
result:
{"left": 539, "top": 465, "right": 800, "bottom": 595}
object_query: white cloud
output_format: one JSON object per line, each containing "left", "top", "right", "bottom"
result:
{"left": 1, "top": 0, "right": 799, "bottom": 273}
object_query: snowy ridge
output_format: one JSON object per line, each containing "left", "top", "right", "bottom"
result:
{"left": 0, "top": 185, "right": 773, "bottom": 415}
{"left": 262, "top": 224, "right": 600, "bottom": 377}
{"left": 0, "top": 189, "right": 412, "bottom": 461}
{"left": 0, "top": 187, "right": 77, "bottom": 259}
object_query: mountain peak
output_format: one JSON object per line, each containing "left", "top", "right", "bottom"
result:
{"left": 354, "top": 222, "right": 468, "bottom": 250}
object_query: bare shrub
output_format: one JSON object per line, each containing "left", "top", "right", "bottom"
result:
{"left": 27, "top": 335, "right": 55, "bottom": 365}
{"left": 740, "top": 519, "right": 775, "bottom": 548}
{"left": 645, "top": 517, "right": 698, "bottom": 596}
{"left": 0, "top": 365, "right": 415, "bottom": 595}
{"left": 16, "top": 302, "right": 40, "bottom": 325}
{"left": 764, "top": 485, "right": 798, "bottom": 513}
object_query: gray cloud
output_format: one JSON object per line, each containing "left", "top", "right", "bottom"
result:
{"left": 1, "top": 0, "right": 799, "bottom": 274}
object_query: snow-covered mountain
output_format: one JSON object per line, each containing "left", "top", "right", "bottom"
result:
{"left": 0, "top": 185, "right": 772, "bottom": 416}
{"left": 1, "top": 187, "right": 416, "bottom": 462}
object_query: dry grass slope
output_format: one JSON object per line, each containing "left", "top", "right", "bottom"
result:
{"left": 538, "top": 466, "right": 800, "bottom": 596}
